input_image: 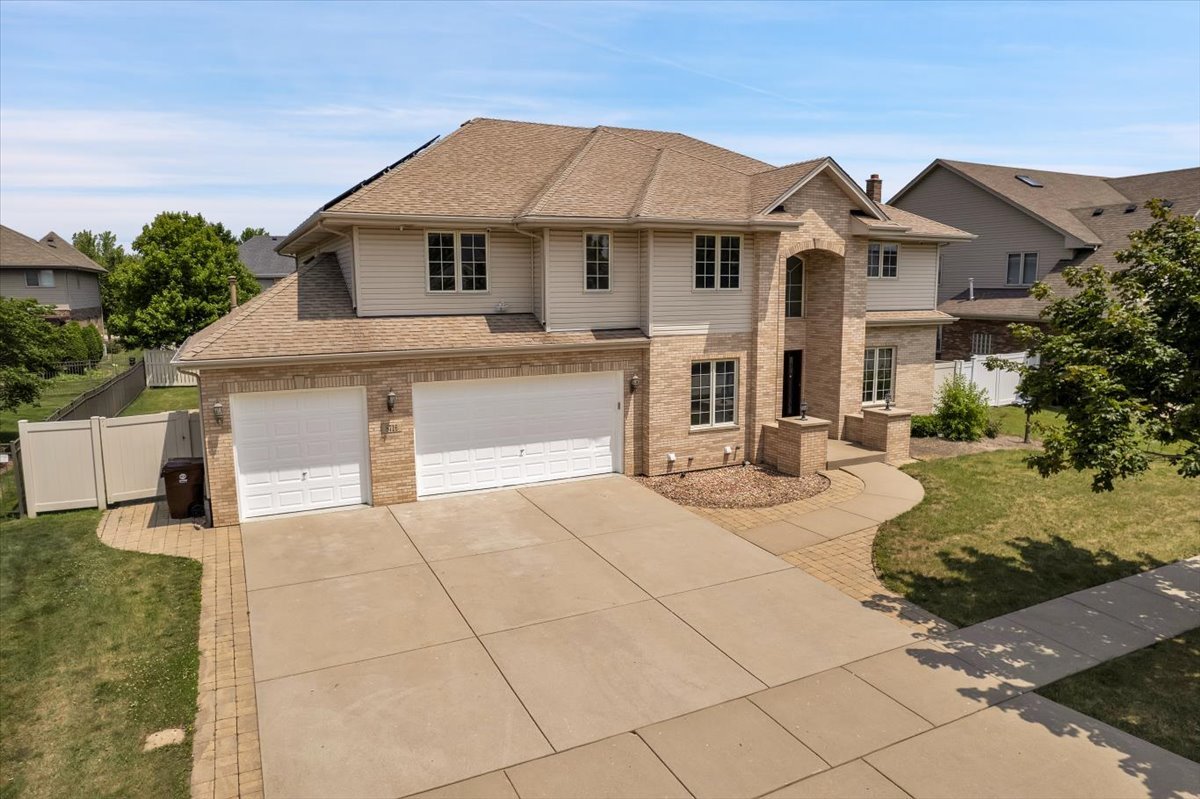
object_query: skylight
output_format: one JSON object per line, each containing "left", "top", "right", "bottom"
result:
{"left": 1015, "top": 174, "right": 1044, "bottom": 188}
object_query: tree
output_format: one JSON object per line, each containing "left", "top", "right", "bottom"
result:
{"left": 72, "top": 229, "right": 133, "bottom": 316}
{"left": 1001, "top": 200, "right": 1199, "bottom": 490}
{"left": 239, "top": 226, "right": 268, "bottom": 243}
{"left": 106, "top": 212, "right": 261, "bottom": 349}
{"left": 0, "top": 298, "right": 60, "bottom": 411}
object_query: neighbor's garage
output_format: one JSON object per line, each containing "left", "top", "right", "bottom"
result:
{"left": 231, "top": 387, "right": 370, "bottom": 519}
{"left": 413, "top": 371, "right": 623, "bottom": 497}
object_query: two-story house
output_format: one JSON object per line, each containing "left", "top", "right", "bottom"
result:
{"left": 176, "top": 119, "right": 972, "bottom": 526}
{"left": 890, "top": 160, "right": 1200, "bottom": 359}
{"left": 0, "top": 224, "right": 106, "bottom": 331}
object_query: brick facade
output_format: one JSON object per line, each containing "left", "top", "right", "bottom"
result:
{"left": 860, "top": 408, "right": 912, "bottom": 464}
{"left": 865, "top": 324, "right": 937, "bottom": 414}
{"left": 940, "top": 318, "right": 1039, "bottom": 360}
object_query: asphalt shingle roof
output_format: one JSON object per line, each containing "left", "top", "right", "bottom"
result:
{"left": 238, "top": 235, "right": 297, "bottom": 279}
{"left": 0, "top": 225, "right": 105, "bottom": 273}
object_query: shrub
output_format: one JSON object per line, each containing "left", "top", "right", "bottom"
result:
{"left": 933, "top": 373, "right": 991, "bottom": 441}
{"left": 56, "top": 322, "right": 90, "bottom": 363}
{"left": 82, "top": 324, "right": 104, "bottom": 363}
{"left": 910, "top": 414, "right": 941, "bottom": 438}
{"left": 984, "top": 418, "right": 1001, "bottom": 439}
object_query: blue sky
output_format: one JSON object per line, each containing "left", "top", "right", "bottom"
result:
{"left": 1, "top": 0, "right": 1197, "bottom": 245}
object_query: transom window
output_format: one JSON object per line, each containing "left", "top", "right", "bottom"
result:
{"left": 1006, "top": 252, "right": 1038, "bottom": 285}
{"left": 694, "top": 234, "right": 741, "bottom": 290}
{"left": 426, "top": 232, "right": 488, "bottom": 293}
{"left": 862, "top": 347, "right": 895, "bottom": 404}
{"left": 584, "top": 233, "right": 610, "bottom": 291}
{"left": 867, "top": 242, "right": 898, "bottom": 278}
{"left": 691, "top": 360, "right": 737, "bottom": 427}
{"left": 785, "top": 256, "right": 804, "bottom": 318}
{"left": 24, "top": 269, "right": 54, "bottom": 288}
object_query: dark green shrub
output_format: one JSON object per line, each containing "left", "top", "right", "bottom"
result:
{"left": 933, "top": 373, "right": 990, "bottom": 441}
{"left": 984, "top": 418, "right": 1001, "bottom": 439}
{"left": 56, "top": 322, "right": 90, "bottom": 363}
{"left": 82, "top": 324, "right": 104, "bottom": 363}
{"left": 910, "top": 414, "right": 941, "bottom": 438}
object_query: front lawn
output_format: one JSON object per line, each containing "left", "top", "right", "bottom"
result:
{"left": 874, "top": 450, "right": 1199, "bottom": 627}
{"left": 120, "top": 387, "right": 199, "bottom": 417}
{"left": 1039, "top": 629, "right": 1199, "bottom": 762}
{"left": 0, "top": 511, "right": 201, "bottom": 798}
{"left": 988, "top": 405, "right": 1063, "bottom": 439}
{"left": 0, "top": 352, "right": 143, "bottom": 443}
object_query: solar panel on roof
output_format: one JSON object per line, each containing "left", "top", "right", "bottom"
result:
{"left": 1016, "top": 174, "right": 1044, "bottom": 188}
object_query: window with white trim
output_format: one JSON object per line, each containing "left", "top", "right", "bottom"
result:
{"left": 785, "top": 256, "right": 804, "bottom": 317}
{"left": 862, "top": 347, "right": 895, "bottom": 404}
{"left": 867, "top": 242, "right": 898, "bottom": 278}
{"left": 1006, "top": 252, "right": 1038, "bottom": 285}
{"left": 971, "top": 332, "right": 993, "bottom": 355}
{"left": 691, "top": 360, "right": 737, "bottom": 427}
{"left": 694, "top": 234, "right": 740, "bottom": 289}
{"left": 426, "top": 232, "right": 487, "bottom": 293}
{"left": 24, "top": 269, "right": 54, "bottom": 288}
{"left": 584, "top": 233, "right": 610, "bottom": 291}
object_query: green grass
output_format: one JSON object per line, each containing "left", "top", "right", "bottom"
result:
{"left": 119, "top": 388, "right": 199, "bottom": 417}
{"left": 0, "top": 353, "right": 143, "bottom": 443}
{"left": 874, "top": 450, "right": 1199, "bottom": 627}
{"left": 0, "top": 511, "right": 201, "bottom": 799}
{"left": 988, "top": 405, "right": 1064, "bottom": 439}
{"left": 1039, "top": 629, "right": 1199, "bottom": 762}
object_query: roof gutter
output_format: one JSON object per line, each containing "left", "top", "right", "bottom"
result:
{"left": 172, "top": 337, "right": 651, "bottom": 370}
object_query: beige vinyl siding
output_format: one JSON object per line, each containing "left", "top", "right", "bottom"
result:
{"left": 638, "top": 230, "right": 650, "bottom": 331}
{"left": 333, "top": 236, "right": 355, "bottom": 308}
{"left": 1, "top": 268, "right": 99, "bottom": 310}
{"left": 531, "top": 233, "right": 543, "bottom": 323}
{"left": 649, "top": 231, "right": 754, "bottom": 335}
{"left": 893, "top": 167, "right": 1074, "bottom": 302}
{"left": 544, "top": 230, "right": 639, "bottom": 330}
{"left": 355, "top": 228, "right": 533, "bottom": 316}
{"left": 866, "top": 242, "right": 938, "bottom": 311}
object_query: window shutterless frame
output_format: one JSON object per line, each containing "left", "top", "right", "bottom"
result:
{"left": 425, "top": 231, "right": 489, "bottom": 293}
{"left": 24, "top": 269, "right": 54, "bottom": 288}
{"left": 862, "top": 346, "right": 895, "bottom": 405}
{"left": 867, "top": 242, "right": 899, "bottom": 279}
{"left": 785, "top": 256, "right": 805, "bottom": 318}
{"left": 690, "top": 359, "right": 737, "bottom": 428}
{"left": 1006, "top": 252, "right": 1038, "bottom": 285}
{"left": 693, "top": 233, "right": 741, "bottom": 291}
{"left": 583, "top": 231, "right": 612, "bottom": 292}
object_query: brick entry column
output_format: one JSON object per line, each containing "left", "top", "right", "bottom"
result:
{"left": 861, "top": 407, "right": 912, "bottom": 463}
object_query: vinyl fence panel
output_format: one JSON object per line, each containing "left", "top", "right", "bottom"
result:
{"left": 145, "top": 348, "right": 198, "bottom": 387}
{"left": 932, "top": 351, "right": 1034, "bottom": 407}
{"left": 101, "top": 411, "right": 201, "bottom": 503}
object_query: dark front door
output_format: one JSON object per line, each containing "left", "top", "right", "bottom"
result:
{"left": 782, "top": 350, "right": 803, "bottom": 417}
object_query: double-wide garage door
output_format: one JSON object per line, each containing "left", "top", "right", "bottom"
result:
{"left": 413, "top": 371, "right": 623, "bottom": 497}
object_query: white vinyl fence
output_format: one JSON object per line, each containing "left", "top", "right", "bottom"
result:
{"left": 17, "top": 410, "right": 202, "bottom": 516}
{"left": 145, "top": 348, "right": 198, "bottom": 387}
{"left": 933, "top": 351, "right": 1035, "bottom": 407}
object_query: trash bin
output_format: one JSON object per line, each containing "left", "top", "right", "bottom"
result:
{"left": 161, "top": 457, "right": 205, "bottom": 519}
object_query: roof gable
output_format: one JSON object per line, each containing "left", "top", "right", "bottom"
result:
{"left": 759, "top": 159, "right": 886, "bottom": 219}
{"left": 0, "top": 224, "right": 104, "bottom": 272}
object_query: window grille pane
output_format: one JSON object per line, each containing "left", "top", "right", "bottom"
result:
{"left": 719, "top": 236, "right": 740, "bottom": 289}
{"left": 882, "top": 243, "right": 898, "bottom": 277}
{"left": 1007, "top": 253, "right": 1022, "bottom": 284}
{"left": 460, "top": 233, "right": 487, "bottom": 291}
{"left": 786, "top": 259, "right": 804, "bottom": 317}
{"left": 867, "top": 243, "right": 881, "bottom": 277}
{"left": 695, "top": 235, "right": 716, "bottom": 289}
{"left": 713, "top": 360, "right": 736, "bottom": 424}
{"left": 428, "top": 233, "right": 456, "bottom": 292}
{"left": 1023, "top": 252, "right": 1038, "bottom": 284}
{"left": 862, "top": 348, "right": 876, "bottom": 403}
{"left": 585, "top": 233, "right": 610, "bottom": 291}
{"left": 876, "top": 348, "right": 894, "bottom": 398}
{"left": 690, "top": 362, "right": 711, "bottom": 426}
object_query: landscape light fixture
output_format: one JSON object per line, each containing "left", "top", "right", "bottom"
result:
{"left": 799, "top": 401, "right": 808, "bottom": 420}
{"left": 386, "top": 390, "right": 397, "bottom": 413}
{"left": 213, "top": 401, "right": 224, "bottom": 425}
{"left": 884, "top": 391, "right": 893, "bottom": 410}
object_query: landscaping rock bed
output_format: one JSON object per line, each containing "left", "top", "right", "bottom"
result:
{"left": 637, "top": 465, "right": 829, "bottom": 508}
{"left": 909, "top": 434, "right": 1036, "bottom": 461}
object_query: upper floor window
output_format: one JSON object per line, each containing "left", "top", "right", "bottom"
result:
{"left": 691, "top": 359, "right": 737, "bottom": 427}
{"left": 695, "top": 234, "right": 740, "bottom": 290}
{"left": 785, "top": 256, "right": 804, "bottom": 317}
{"left": 867, "top": 242, "right": 898, "bottom": 278}
{"left": 862, "top": 346, "right": 895, "bottom": 404}
{"left": 25, "top": 269, "right": 54, "bottom": 288}
{"left": 427, "top": 232, "right": 487, "bottom": 293}
{"left": 1006, "top": 252, "right": 1037, "bottom": 285}
{"left": 584, "top": 233, "right": 610, "bottom": 291}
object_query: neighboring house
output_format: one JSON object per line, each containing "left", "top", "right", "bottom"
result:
{"left": 0, "top": 224, "right": 106, "bottom": 332}
{"left": 175, "top": 118, "right": 972, "bottom": 526}
{"left": 890, "top": 160, "right": 1200, "bottom": 360}
{"left": 238, "top": 234, "right": 296, "bottom": 290}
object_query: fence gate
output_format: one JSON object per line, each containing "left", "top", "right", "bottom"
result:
{"left": 17, "top": 410, "right": 203, "bottom": 516}
{"left": 145, "top": 348, "right": 198, "bottom": 387}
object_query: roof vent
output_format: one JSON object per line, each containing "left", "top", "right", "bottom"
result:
{"left": 1091, "top": 208, "right": 1104, "bottom": 216}
{"left": 771, "top": 205, "right": 786, "bottom": 214}
{"left": 1015, "top": 174, "right": 1044, "bottom": 188}
{"left": 1124, "top": 204, "right": 1137, "bottom": 214}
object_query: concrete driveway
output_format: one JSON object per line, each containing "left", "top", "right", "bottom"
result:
{"left": 240, "top": 476, "right": 917, "bottom": 798}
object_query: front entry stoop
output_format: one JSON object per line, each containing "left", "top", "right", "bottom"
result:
{"left": 826, "top": 438, "right": 886, "bottom": 469}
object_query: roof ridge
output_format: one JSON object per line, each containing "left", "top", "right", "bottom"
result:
{"left": 631, "top": 148, "right": 670, "bottom": 218}
{"left": 940, "top": 158, "right": 1111, "bottom": 180}
{"left": 763, "top": 157, "right": 824, "bottom": 172}
{"left": 0, "top": 224, "right": 78, "bottom": 269}
{"left": 653, "top": 144, "right": 754, "bottom": 178}
{"left": 521, "top": 127, "right": 605, "bottom": 216}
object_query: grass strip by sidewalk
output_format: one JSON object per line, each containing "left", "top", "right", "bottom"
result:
{"left": 0, "top": 510, "right": 200, "bottom": 798}
{"left": 1039, "top": 628, "right": 1199, "bottom": 762}
{"left": 874, "top": 450, "right": 1199, "bottom": 627}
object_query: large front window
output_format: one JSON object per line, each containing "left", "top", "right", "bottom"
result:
{"left": 867, "top": 242, "right": 898, "bottom": 278}
{"left": 691, "top": 360, "right": 737, "bottom": 427}
{"left": 1007, "top": 252, "right": 1038, "bottom": 285}
{"left": 786, "top": 256, "right": 804, "bottom": 317}
{"left": 694, "top": 234, "right": 740, "bottom": 289}
{"left": 24, "top": 269, "right": 54, "bottom": 288}
{"left": 862, "top": 347, "right": 895, "bottom": 404}
{"left": 584, "top": 233, "right": 610, "bottom": 291}
{"left": 427, "top": 232, "right": 487, "bottom": 292}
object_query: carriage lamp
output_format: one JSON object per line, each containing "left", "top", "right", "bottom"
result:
{"left": 799, "top": 401, "right": 808, "bottom": 421}
{"left": 629, "top": 374, "right": 641, "bottom": 391}
{"left": 386, "top": 390, "right": 397, "bottom": 413}
{"left": 213, "top": 401, "right": 224, "bottom": 425}
{"left": 884, "top": 391, "right": 893, "bottom": 410}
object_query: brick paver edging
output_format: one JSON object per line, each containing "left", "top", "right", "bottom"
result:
{"left": 98, "top": 502, "right": 262, "bottom": 799}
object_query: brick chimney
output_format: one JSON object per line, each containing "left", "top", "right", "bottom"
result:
{"left": 866, "top": 174, "right": 883, "bottom": 203}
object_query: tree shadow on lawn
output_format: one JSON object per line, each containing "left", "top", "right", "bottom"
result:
{"left": 876, "top": 533, "right": 1167, "bottom": 628}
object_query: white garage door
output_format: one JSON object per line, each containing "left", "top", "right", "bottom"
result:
{"left": 231, "top": 387, "right": 370, "bottom": 520}
{"left": 413, "top": 371, "right": 623, "bottom": 497}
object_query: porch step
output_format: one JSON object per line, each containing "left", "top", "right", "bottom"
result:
{"left": 826, "top": 438, "right": 887, "bottom": 469}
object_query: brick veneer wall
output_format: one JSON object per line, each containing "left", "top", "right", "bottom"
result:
{"left": 765, "top": 417, "right": 830, "bottom": 476}
{"left": 865, "top": 325, "right": 937, "bottom": 414}
{"left": 861, "top": 408, "right": 912, "bottom": 463}
{"left": 198, "top": 346, "right": 648, "bottom": 527}
{"left": 940, "top": 318, "right": 1040, "bottom": 360}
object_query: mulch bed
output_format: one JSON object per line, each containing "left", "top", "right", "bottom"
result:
{"left": 636, "top": 464, "right": 829, "bottom": 509}
{"left": 909, "top": 434, "right": 1037, "bottom": 460}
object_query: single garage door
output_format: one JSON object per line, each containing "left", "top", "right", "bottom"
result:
{"left": 231, "top": 387, "right": 370, "bottom": 520}
{"left": 413, "top": 371, "right": 623, "bottom": 497}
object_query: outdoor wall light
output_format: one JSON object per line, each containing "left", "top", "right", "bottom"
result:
{"left": 884, "top": 391, "right": 893, "bottom": 410}
{"left": 386, "top": 390, "right": 397, "bottom": 413}
{"left": 629, "top": 374, "right": 641, "bottom": 391}
{"left": 799, "top": 401, "right": 808, "bottom": 421}
{"left": 213, "top": 401, "right": 224, "bottom": 425}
